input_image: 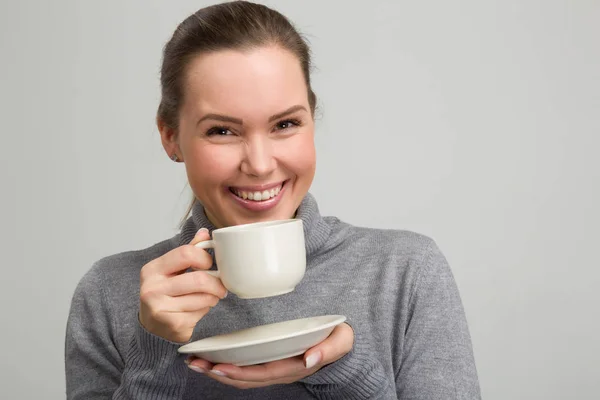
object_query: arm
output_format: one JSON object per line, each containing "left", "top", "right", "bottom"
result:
{"left": 65, "top": 263, "right": 189, "bottom": 399}
{"left": 396, "top": 241, "right": 481, "bottom": 399}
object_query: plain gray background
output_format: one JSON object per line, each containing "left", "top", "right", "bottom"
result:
{"left": 1, "top": 0, "right": 598, "bottom": 398}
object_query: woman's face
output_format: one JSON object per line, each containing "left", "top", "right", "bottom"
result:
{"left": 161, "top": 46, "right": 316, "bottom": 228}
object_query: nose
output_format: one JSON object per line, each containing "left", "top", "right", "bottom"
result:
{"left": 240, "top": 135, "right": 276, "bottom": 177}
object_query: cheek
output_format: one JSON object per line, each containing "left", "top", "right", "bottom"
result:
{"left": 279, "top": 135, "right": 316, "bottom": 175}
{"left": 185, "top": 144, "right": 240, "bottom": 184}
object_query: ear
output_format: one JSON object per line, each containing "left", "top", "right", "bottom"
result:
{"left": 157, "top": 117, "right": 182, "bottom": 161}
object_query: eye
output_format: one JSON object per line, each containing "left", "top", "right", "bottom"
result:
{"left": 274, "top": 119, "right": 301, "bottom": 131}
{"left": 206, "top": 126, "right": 233, "bottom": 136}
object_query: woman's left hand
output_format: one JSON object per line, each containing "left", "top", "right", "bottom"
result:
{"left": 185, "top": 323, "right": 354, "bottom": 389}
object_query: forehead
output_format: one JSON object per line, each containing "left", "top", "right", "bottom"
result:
{"left": 182, "top": 46, "right": 308, "bottom": 120}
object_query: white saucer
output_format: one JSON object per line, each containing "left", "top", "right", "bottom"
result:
{"left": 178, "top": 315, "right": 346, "bottom": 366}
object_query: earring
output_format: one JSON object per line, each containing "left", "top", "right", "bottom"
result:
{"left": 171, "top": 154, "right": 179, "bottom": 162}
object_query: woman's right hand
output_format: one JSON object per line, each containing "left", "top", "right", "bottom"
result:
{"left": 139, "top": 228, "right": 228, "bottom": 343}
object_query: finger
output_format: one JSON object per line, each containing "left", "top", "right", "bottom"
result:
{"left": 189, "top": 228, "right": 211, "bottom": 246}
{"left": 143, "top": 245, "right": 214, "bottom": 277}
{"left": 189, "top": 229, "right": 215, "bottom": 271}
{"left": 185, "top": 356, "right": 214, "bottom": 372}
{"left": 205, "top": 356, "right": 307, "bottom": 383}
{"left": 186, "top": 228, "right": 213, "bottom": 272}
{"left": 185, "top": 362, "right": 264, "bottom": 389}
{"left": 162, "top": 270, "right": 227, "bottom": 298}
{"left": 165, "top": 293, "right": 221, "bottom": 312}
{"left": 187, "top": 362, "right": 313, "bottom": 389}
{"left": 199, "top": 371, "right": 261, "bottom": 389}
{"left": 141, "top": 278, "right": 215, "bottom": 310}
{"left": 303, "top": 323, "right": 354, "bottom": 368}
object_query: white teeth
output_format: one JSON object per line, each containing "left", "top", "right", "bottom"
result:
{"left": 232, "top": 184, "right": 284, "bottom": 202}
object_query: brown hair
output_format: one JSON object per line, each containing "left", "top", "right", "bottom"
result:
{"left": 157, "top": 0, "right": 317, "bottom": 130}
{"left": 157, "top": 1, "right": 317, "bottom": 225}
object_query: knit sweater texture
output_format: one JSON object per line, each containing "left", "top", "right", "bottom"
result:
{"left": 65, "top": 193, "right": 481, "bottom": 399}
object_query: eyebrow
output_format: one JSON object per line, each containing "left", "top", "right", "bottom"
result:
{"left": 196, "top": 104, "right": 307, "bottom": 127}
{"left": 196, "top": 113, "right": 242, "bottom": 126}
{"left": 268, "top": 105, "right": 307, "bottom": 122}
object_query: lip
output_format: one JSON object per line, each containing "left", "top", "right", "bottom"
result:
{"left": 228, "top": 180, "right": 288, "bottom": 212}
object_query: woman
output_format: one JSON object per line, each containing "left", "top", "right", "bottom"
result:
{"left": 65, "top": 1, "right": 481, "bottom": 399}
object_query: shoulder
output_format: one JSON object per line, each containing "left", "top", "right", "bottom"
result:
{"left": 325, "top": 216, "right": 439, "bottom": 265}
{"left": 72, "top": 236, "right": 179, "bottom": 303}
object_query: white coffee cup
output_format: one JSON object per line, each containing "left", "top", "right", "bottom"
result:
{"left": 194, "top": 219, "right": 306, "bottom": 299}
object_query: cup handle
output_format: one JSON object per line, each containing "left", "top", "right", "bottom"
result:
{"left": 194, "top": 240, "right": 220, "bottom": 278}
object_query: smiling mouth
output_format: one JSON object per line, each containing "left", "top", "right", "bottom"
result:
{"left": 229, "top": 182, "right": 285, "bottom": 202}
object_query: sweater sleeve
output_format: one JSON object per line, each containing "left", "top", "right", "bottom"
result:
{"left": 65, "top": 263, "right": 189, "bottom": 399}
{"left": 396, "top": 241, "right": 481, "bottom": 399}
{"left": 299, "top": 329, "right": 394, "bottom": 399}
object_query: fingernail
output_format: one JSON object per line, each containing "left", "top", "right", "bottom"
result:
{"left": 305, "top": 352, "right": 321, "bottom": 369}
{"left": 197, "top": 227, "right": 208, "bottom": 235}
{"left": 211, "top": 369, "right": 227, "bottom": 377}
{"left": 223, "top": 291, "right": 228, "bottom": 299}
{"left": 188, "top": 365, "right": 206, "bottom": 374}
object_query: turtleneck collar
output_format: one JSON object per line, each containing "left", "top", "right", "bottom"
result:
{"left": 178, "top": 192, "right": 331, "bottom": 258}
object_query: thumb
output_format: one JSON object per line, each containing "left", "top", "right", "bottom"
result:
{"left": 189, "top": 227, "right": 211, "bottom": 246}
{"left": 303, "top": 323, "right": 354, "bottom": 369}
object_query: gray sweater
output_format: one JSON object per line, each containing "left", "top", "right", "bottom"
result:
{"left": 65, "top": 193, "right": 481, "bottom": 399}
